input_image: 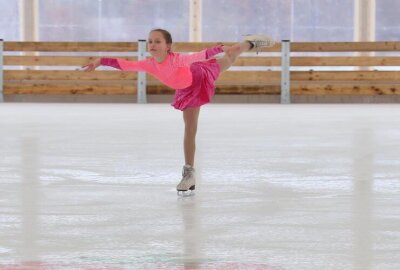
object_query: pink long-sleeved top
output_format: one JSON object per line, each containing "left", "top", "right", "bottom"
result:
{"left": 100, "top": 45, "right": 224, "bottom": 90}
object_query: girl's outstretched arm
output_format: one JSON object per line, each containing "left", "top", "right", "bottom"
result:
{"left": 82, "top": 58, "right": 150, "bottom": 72}
{"left": 174, "top": 44, "right": 225, "bottom": 66}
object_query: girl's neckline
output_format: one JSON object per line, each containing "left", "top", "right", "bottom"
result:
{"left": 154, "top": 53, "right": 171, "bottom": 64}
{"left": 153, "top": 52, "right": 172, "bottom": 65}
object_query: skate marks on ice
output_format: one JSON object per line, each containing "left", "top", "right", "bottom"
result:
{"left": 1, "top": 104, "right": 400, "bottom": 270}
{"left": 0, "top": 191, "right": 279, "bottom": 270}
{"left": 0, "top": 261, "right": 279, "bottom": 270}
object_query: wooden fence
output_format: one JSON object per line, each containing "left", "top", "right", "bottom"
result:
{"left": 1, "top": 40, "right": 400, "bottom": 102}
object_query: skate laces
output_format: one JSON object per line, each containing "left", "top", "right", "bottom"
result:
{"left": 243, "top": 34, "right": 275, "bottom": 54}
{"left": 253, "top": 39, "right": 274, "bottom": 48}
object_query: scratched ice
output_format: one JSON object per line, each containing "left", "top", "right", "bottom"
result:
{"left": 0, "top": 103, "right": 399, "bottom": 270}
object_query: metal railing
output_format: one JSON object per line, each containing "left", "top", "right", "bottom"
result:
{"left": 0, "top": 39, "right": 3, "bottom": 102}
{"left": 137, "top": 39, "right": 147, "bottom": 104}
{"left": 281, "top": 40, "right": 291, "bottom": 104}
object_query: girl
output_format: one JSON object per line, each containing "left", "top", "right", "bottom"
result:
{"left": 83, "top": 29, "right": 274, "bottom": 195}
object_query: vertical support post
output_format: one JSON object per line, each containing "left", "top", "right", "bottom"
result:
{"left": 354, "top": 0, "right": 376, "bottom": 42}
{"left": 19, "top": 0, "right": 39, "bottom": 70}
{"left": 281, "top": 40, "right": 291, "bottom": 104}
{"left": 354, "top": 0, "right": 376, "bottom": 70}
{"left": 137, "top": 40, "right": 147, "bottom": 104}
{"left": 0, "top": 39, "right": 3, "bottom": 103}
{"left": 19, "top": 0, "right": 39, "bottom": 41}
{"left": 189, "top": 0, "right": 202, "bottom": 42}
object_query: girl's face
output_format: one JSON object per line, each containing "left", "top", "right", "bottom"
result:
{"left": 148, "top": 31, "right": 171, "bottom": 59}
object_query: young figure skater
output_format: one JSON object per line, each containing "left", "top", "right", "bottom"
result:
{"left": 83, "top": 29, "right": 274, "bottom": 195}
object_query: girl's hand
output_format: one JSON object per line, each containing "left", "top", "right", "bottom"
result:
{"left": 216, "top": 42, "right": 228, "bottom": 53}
{"left": 82, "top": 58, "right": 101, "bottom": 71}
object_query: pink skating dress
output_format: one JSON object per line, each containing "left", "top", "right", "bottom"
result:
{"left": 100, "top": 45, "right": 224, "bottom": 111}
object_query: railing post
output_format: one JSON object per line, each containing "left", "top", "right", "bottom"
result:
{"left": 281, "top": 40, "right": 291, "bottom": 104}
{"left": 137, "top": 39, "right": 147, "bottom": 104}
{"left": 0, "top": 39, "right": 3, "bottom": 102}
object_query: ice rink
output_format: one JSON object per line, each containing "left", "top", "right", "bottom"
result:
{"left": 0, "top": 103, "right": 399, "bottom": 270}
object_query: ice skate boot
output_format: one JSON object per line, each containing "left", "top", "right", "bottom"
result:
{"left": 243, "top": 34, "right": 275, "bottom": 52}
{"left": 177, "top": 165, "right": 196, "bottom": 196}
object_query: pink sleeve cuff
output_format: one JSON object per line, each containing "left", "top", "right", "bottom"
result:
{"left": 100, "top": 58, "right": 122, "bottom": 69}
{"left": 205, "top": 45, "right": 224, "bottom": 59}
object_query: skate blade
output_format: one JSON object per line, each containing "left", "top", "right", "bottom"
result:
{"left": 177, "top": 190, "right": 195, "bottom": 197}
{"left": 177, "top": 185, "right": 195, "bottom": 197}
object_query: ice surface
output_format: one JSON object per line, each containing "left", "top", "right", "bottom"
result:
{"left": 0, "top": 103, "right": 399, "bottom": 270}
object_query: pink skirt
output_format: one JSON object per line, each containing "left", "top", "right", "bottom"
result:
{"left": 171, "top": 59, "right": 221, "bottom": 111}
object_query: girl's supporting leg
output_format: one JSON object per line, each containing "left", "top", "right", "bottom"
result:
{"left": 183, "top": 107, "right": 201, "bottom": 167}
{"left": 217, "top": 41, "right": 252, "bottom": 72}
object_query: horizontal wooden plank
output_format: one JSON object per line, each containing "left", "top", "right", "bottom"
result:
{"left": 4, "top": 83, "right": 281, "bottom": 95}
{"left": 146, "top": 85, "right": 281, "bottom": 95}
{"left": 4, "top": 42, "right": 138, "bottom": 52}
{"left": 217, "top": 71, "right": 280, "bottom": 84}
{"left": 173, "top": 42, "right": 400, "bottom": 52}
{"left": 6, "top": 55, "right": 270, "bottom": 67}
{"left": 4, "top": 41, "right": 279, "bottom": 53}
{"left": 5, "top": 70, "right": 280, "bottom": 84}
{"left": 146, "top": 85, "right": 174, "bottom": 94}
{"left": 290, "top": 56, "right": 400, "bottom": 66}
{"left": 235, "top": 56, "right": 400, "bottom": 66}
{"left": 4, "top": 56, "right": 137, "bottom": 66}
{"left": 215, "top": 85, "right": 281, "bottom": 95}
{"left": 149, "top": 84, "right": 400, "bottom": 95}
{"left": 128, "top": 71, "right": 280, "bottom": 86}
{"left": 220, "top": 71, "right": 400, "bottom": 82}
{"left": 106, "top": 72, "right": 280, "bottom": 85}
{"left": 235, "top": 56, "right": 400, "bottom": 67}
{"left": 5, "top": 82, "right": 400, "bottom": 95}
{"left": 5, "top": 70, "right": 137, "bottom": 80}
{"left": 291, "top": 71, "right": 400, "bottom": 81}
{"left": 7, "top": 70, "right": 400, "bottom": 87}
{"left": 233, "top": 57, "right": 280, "bottom": 66}
{"left": 291, "top": 83, "right": 400, "bottom": 95}
{"left": 6, "top": 80, "right": 137, "bottom": 87}
{"left": 4, "top": 83, "right": 136, "bottom": 95}
{"left": 291, "top": 42, "right": 400, "bottom": 52}
{"left": 173, "top": 42, "right": 281, "bottom": 52}
{"left": 6, "top": 56, "right": 400, "bottom": 67}
{"left": 146, "top": 82, "right": 392, "bottom": 96}
{"left": 4, "top": 41, "right": 400, "bottom": 54}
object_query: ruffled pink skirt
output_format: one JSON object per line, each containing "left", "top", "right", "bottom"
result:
{"left": 171, "top": 59, "right": 221, "bottom": 111}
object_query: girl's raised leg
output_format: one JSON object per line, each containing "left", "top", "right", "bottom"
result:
{"left": 217, "top": 35, "right": 275, "bottom": 72}
{"left": 216, "top": 41, "right": 252, "bottom": 72}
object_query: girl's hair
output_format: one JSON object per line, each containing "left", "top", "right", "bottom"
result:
{"left": 150, "top": 28, "right": 173, "bottom": 44}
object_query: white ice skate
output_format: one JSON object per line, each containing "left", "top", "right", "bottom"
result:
{"left": 243, "top": 34, "right": 275, "bottom": 51}
{"left": 176, "top": 165, "right": 196, "bottom": 196}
